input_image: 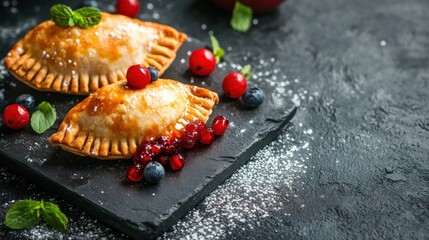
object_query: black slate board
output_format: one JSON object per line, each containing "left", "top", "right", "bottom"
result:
{"left": 0, "top": 36, "right": 296, "bottom": 238}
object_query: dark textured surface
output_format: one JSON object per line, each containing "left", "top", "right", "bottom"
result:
{"left": 0, "top": 0, "right": 295, "bottom": 239}
{"left": 1, "top": 0, "right": 429, "bottom": 239}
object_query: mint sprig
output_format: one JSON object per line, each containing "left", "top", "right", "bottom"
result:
{"left": 210, "top": 35, "right": 225, "bottom": 63}
{"left": 230, "top": 2, "right": 253, "bottom": 32}
{"left": 74, "top": 7, "right": 102, "bottom": 27}
{"left": 49, "top": 4, "right": 74, "bottom": 27}
{"left": 40, "top": 201, "right": 68, "bottom": 232}
{"left": 31, "top": 101, "right": 57, "bottom": 134}
{"left": 50, "top": 4, "right": 102, "bottom": 28}
{"left": 4, "top": 200, "right": 41, "bottom": 230}
{"left": 5, "top": 200, "right": 68, "bottom": 232}
{"left": 240, "top": 65, "right": 252, "bottom": 79}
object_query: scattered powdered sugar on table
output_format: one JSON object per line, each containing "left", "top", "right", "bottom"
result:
{"left": 0, "top": 18, "right": 37, "bottom": 40}
{"left": 0, "top": 14, "right": 38, "bottom": 88}
{"left": 215, "top": 53, "right": 310, "bottom": 110}
{"left": 0, "top": 8, "right": 315, "bottom": 237}
{"left": 0, "top": 167, "right": 129, "bottom": 240}
{"left": 164, "top": 126, "right": 310, "bottom": 239}
{"left": 0, "top": 59, "right": 9, "bottom": 79}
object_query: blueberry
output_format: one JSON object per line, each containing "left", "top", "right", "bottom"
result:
{"left": 148, "top": 67, "right": 159, "bottom": 82}
{"left": 81, "top": 0, "right": 98, "bottom": 8}
{"left": 0, "top": 91, "right": 4, "bottom": 103}
{"left": 15, "top": 94, "right": 35, "bottom": 110}
{"left": 144, "top": 161, "right": 165, "bottom": 184}
{"left": 242, "top": 87, "right": 265, "bottom": 108}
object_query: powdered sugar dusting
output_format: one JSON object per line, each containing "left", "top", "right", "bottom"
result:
{"left": 0, "top": 18, "right": 37, "bottom": 40}
{"left": 0, "top": 167, "right": 129, "bottom": 240}
{"left": 164, "top": 125, "right": 310, "bottom": 239}
{"left": 0, "top": 58, "right": 9, "bottom": 81}
{"left": 0, "top": 4, "right": 312, "bottom": 236}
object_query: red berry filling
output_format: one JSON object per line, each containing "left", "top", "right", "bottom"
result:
{"left": 181, "top": 123, "right": 199, "bottom": 149}
{"left": 155, "top": 155, "right": 169, "bottom": 167}
{"left": 164, "top": 137, "right": 181, "bottom": 155}
{"left": 126, "top": 116, "right": 229, "bottom": 184}
{"left": 133, "top": 142, "right": 155, "bottom": 165}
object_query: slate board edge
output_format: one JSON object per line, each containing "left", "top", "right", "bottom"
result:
{"left": 0, "top": 107, "right": 297, "bottom": 239}
{"left": 151, "top": 107, "right": 298, "bottom": 239}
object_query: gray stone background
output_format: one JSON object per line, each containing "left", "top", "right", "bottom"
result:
{"left": 1, "top": 0, "right": 428, "bottom": 239}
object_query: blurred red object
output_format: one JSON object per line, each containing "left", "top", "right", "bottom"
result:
{"left": 211, "top": 0, "right": 285, "bottom": 14}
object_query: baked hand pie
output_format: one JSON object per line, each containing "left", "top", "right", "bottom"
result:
{"left": 4, "top": 12, "right": 187, "bottom": 94}
{"left": 48, "top": 79, "right": 219, "bottom": 159}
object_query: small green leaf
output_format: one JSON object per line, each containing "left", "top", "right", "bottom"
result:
{"left": 5, "top": 200, "right": 41, "bottom": 230}
{"left": 68, "top": 17, "right": 75, "bottom": 27}
{"left": 72, "top": 12, "right": 83, "bottom": 26}
{"left": 230, "top": 2, "right": 253, "bottom": 33}
{"left": 210, "top": 35, "right": 225, "bottom": 63}
{"left": 74, "top": 7, "right": 102, "bottom": 28}
{"left": 40, "top": 201, "right": 68, "bottom": 232}
{"left": 240, "top": 65, "right": 252, "bottom": 79}
{"left": 31, "top": 101, "right": 57, "bottom": 134}
{"left": 49, "top": 4, "right": 74, "bottom": 27}
{"left": 49, "top": 4, "right": 101, "bottom": 28}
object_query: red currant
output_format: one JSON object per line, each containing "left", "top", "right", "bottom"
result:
{"left": 169, "top": 153, "right": 185, "bottom": 171}
{"left": 126, "top": 64, "right": 151, "bottom": 89}
{"left": 211, "top": 115, "right": 229, "bottom": 136}
{"left": 151, "top": 142, "right": 163, "bottom": 156}
{"left": 126, "top": 164, "right": 144, "bottom": 182}
{"left": 181, "top": 122, "right": 200, "bottom": 149}
{"left": 3, "top": 104, "right": 29, "bottom": 130}
{"left": 222, "top": 72, "right": 248, "bottom": 98}
{"left": 116, "top": 0, "right": 140, "bottom": 18}
{"left": 189, "top": 48, "right": 216, "bottom": 76}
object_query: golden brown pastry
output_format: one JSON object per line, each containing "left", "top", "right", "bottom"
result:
{"left": 49, "top": 79, "right": 219, "bottom": 159}
{"left": 4, "top": 12, "right": 187, "bottom": 94}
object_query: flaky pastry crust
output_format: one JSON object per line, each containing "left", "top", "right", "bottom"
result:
{"left": 49, "top": 79, "right": 219, "bottom": 159}
{"left": 4, "top": 12, "right": 187, "bottom": 95}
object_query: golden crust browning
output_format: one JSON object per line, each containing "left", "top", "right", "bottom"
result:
{"left": 48, "top": 79, "right": 219, "bottom": 160}
{"left": 4, "top": 12, "right": 187, "bottom": 95}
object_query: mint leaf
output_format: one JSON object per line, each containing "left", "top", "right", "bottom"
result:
{"left": 240, "top": 65, "right": 252, "bottom": 79}
{"left": 5, "top": 200, "right": 68, "bottom": 232}
{"left": 49, "top": 4, "right": 101, "bottom": 28}
{"left": 230, "top": 2, "right": 253, "bottom": 32}
{"left": 31, "top": 101, "right": 57, "bottom": 134}
{"left": 49, "top": 4, "right": 74, "bottom": 27}
{"left": 5, "top": 200, "right": 41, "bottom": 230}
{"left": 210, "top": 35, "right": 225, "bottom": 63}
{"left": 40, "top": 201, "right": 68, "bottom": 232}
{"left": 74, "top": 7, "right": 102, "bottom": 28}
{"left": 68, "top": 17, "right": 76, "bottom": 27}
